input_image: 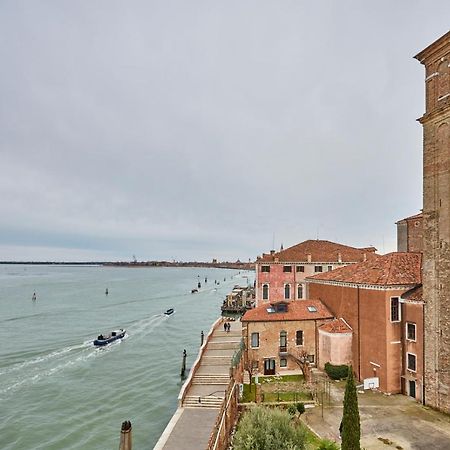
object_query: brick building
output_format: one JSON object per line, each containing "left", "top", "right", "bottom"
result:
{"left": 415, "top": 31, "right": 450, "bottom": 411}
{"left": 241, "top": 299, "right": 334, "bottom": 375}
{"left": 306, "top": 252, "right": 423, "bottom": 399}
{"left": 255, "top": 240, "right": 377, "bottom": 307}
{"left": 396, "top": 212, "right": 423, "bottom": 252}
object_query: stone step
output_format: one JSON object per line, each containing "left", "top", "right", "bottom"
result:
{"left": 184, "top": 396, "right": 223, "bottom": 408}
{"left": 207, "top": 342, "right": 241, "bottom": 350}
{"left": 192, "top": 376, "right": 230, "bottom": 385}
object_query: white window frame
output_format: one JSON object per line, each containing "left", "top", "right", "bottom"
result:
{"left": 262, "top": 283, "right": 269, "bottom": 301}
{"left": 284, "top": 283, "right": 291, "bottom": 300}
{"left": 390, "top": 297, "right": 401, "bottom": 323}
{"left": 283, "top": 265, "right": 292, "bottom": 273}
{"left": 406, "top": 322, "right": 416, "bottom": 342}
{"left": 407, "top": 352, "right": 417, "bottom": 372}
{"left": 314, "top": 266, "right": 323, "bottom": 273}
{"left": 297, "top": 283, "right": 304, "bottom": 300}
{"left": 296, "top": 330, "right": 304, "bottom": 346}
{"left": 279, "top": 357, "right": 287, "bottom": 368}
{"left": 261, "top": 265, "right": 270, "bottom": 273}
{"left": 251, "top": 332, "right": 260, "bottom": 348}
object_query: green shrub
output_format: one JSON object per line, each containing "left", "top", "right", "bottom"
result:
{"left": 324, "top": 362, "right": 349, "bottom": 380}
{"left": 317, "top": 439, "right": 340, "bottom": 449}
{"left": 288, "top": 404, "right": 297, "bottom": 415}
{"left": 296, "top": 402, "right": 305, "bottom": 416}
{"left": 233, "top": 406, "right": 306, "bottom": 450}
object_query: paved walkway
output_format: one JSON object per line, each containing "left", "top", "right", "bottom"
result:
{"left": 303, "top": 378, "right": 450, "bottom": 449}
{"left": 154, "top": 320, "right": 241, "bottom": 450}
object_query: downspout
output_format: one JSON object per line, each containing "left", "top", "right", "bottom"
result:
{"left": 423, "top": 299, "right": 426, "bottom": 405}
{"left": 358, "top": 285, "right": 361, "bottom": 380}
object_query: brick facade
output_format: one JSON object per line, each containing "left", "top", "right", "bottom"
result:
{"left": 415, "top": 31, "right": 450, "bottom": 411}
{"left": 396, "top": 213, "right": 423, "bottom": 253}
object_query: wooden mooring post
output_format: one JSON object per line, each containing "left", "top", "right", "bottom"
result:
{"left": 119, "top": 420, "right": 132, "bottom": 450}
{"left": 201, "top": 330, "right": 204, "bottom": 346}
{"left": 181, "top": 349, "right": 187, "bottom": 377}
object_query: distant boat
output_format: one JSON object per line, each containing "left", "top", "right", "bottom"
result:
{"left": 198, "top": 281, "right": 201, "bottom": 289}
{"left": 93, "top": 329, "right": 126, "bottom": 346}
{"left": 105, "top": 288, "right": 108, "bottom": 295}
{"left": 32, "top": 292, "right": 36, "bottom": 301}
{"left": 191, "top": 289, "right": 198, "bottom": 294}
{"left": 164, "top": 308, "right": 174, "bottom": 316}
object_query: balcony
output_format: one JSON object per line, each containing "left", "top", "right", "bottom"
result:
{"left": 279, "top": 345, "right": 288, "bottom": 355}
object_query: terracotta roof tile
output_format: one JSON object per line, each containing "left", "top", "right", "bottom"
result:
{"left": 241, "top": 299, "right": 334, "bottom": 322}
{"left": 319, "top": 318, "right": 352, "bottom": 334}
{"left": 258, "top": 240, "right": 378, "bottom": 263}
{"left": 396, "top": 212, "right": 423, "bottom": 224}
{"left": 307, "top": 252, "right": 422, "bottom": 286}
{"left": 402, "top": 285, "right": 423, "bottom": 302}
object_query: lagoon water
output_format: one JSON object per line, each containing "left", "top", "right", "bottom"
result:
{"left": 0, "top": 264, "right": 252, "bottom": 449}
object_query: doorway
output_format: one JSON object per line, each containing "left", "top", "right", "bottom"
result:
{"left": 264, "top": 358, "right": 275, "bottom": 375}
{"left": 409, "top": 380, "right": 416, "bottom": 399}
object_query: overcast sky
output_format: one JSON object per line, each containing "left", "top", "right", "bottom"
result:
{"left": 0, "top": 1, "right": 449, "bottom": 262}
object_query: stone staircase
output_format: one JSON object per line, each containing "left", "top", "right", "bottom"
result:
{"left": 181, "top": 322, "right": 242, "bottom": 410}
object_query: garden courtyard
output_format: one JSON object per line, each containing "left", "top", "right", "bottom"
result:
{"left": 240, "top": 370, "right": 450, "bottom": 449}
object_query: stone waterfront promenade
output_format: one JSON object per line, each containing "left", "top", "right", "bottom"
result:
{"left": 154, "top": 319, "right": 242, "bottom": 450}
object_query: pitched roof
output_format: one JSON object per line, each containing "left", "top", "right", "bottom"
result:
{"left": 319, "top": 318, "right": 352, "bottom": 334}
{"left": 307, "top": 252, "right": 422, "bottom": 286}
{"left": 396, "top": 212, "right": 423, "bottom": 224}
{"left": 402, "top": 285, "right": 423, "bottom": 302}
{"left": 257, "top": 239, "right": 378, "bottom": 264}
{"left": 241, "top": 299, "right": 333, "bottom": 322}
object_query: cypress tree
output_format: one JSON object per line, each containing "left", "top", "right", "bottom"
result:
{"left": 341, "top": 365, "right": 360, "bottom": 450}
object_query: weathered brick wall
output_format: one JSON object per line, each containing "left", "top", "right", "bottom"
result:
{"left": 407, "top": 217, "right": 424, "bottom": 252}
{"left": 417, "top": 32, "right": 450, "bottom": 411}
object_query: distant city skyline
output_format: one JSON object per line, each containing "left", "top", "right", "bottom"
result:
{"left": 1, "top": 1, "right": 448, "bottom": 262}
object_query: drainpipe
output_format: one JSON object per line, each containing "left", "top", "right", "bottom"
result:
{"left": 357, "top": 285, "right": 361, "bottom": 380}
{"left": 422, "top": 299, "right": 426, "bottom": 405}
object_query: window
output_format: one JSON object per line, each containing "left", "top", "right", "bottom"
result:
{"left": 262, "top": 284, "right": 269, "bottom": 300}
{"left": 407, "top": 323, "right": 416, "bottom": 341}
{"left": 252, "top": 360, "right": 259, "bottom": 369}
{"left": 296, "top": 330, "right": 304, "bottom": 346}
{"left": 284, "top": 284, "right": 291, "bottom": 300}
{"left": 283, "top": 265, "right": 292, "bottom": 273}
{"left": 327, "top": 266, "right": 333, "bottom": 272}
{"left": 280, "top": 331, "right": 287, "bottom": 352}
{"left": 407, "top": 353, "right": 417, "bottom": 372}
{"left": 314, "top": 266, "right": 323, "bottom": 273}
{"left": 261, "top": 265, "right": 270, "bottom": 273}
{"left": 276, "top": 303, "right": 288, "bottom": 313}
{"left": 297, "top": 284, "right": 303, "bottom": 299}
{"left": 307, "top": 306, "right": 317, "bottom": 312}
{"left": 280, "top": 358, "right": 287, "bottom": 367}
{"left": 307, "top": 355, "right": 315, "bottom": 363}
{"left": 296, "top": 265, "right": 305, "bottom": 273}
{"left": 391, "top": 297, "right": 400, "bottom": 322}
{"left": 251, "top": 332, "right": 260, "bottom": 348}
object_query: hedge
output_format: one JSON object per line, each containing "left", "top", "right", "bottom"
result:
{"left": 324, "top": 362, "right": 349, "bottom": 380}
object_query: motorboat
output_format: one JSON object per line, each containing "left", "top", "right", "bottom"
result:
{"left": 93, "top": 329, "right": 126, "bottom": 346}
{"left": 164, "top": 308, "right": 174, "bottom": 316}
{"left": 191, "top": 289, "right": 198, "bottom": 294}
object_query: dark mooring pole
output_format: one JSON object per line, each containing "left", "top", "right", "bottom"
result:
{"left": 119, "top": 420, "right": 132, "bottom": 450}
{"left": 201, "top": 330, "right": 204, "bottom": 346}
{"left": 181, "top": 349, "right": 187, "bottom": 377}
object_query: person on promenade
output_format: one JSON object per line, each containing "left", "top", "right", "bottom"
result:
{"left": 223, "top": 322, "right": 227, "bottom": 332}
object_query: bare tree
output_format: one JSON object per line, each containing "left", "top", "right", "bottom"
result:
{"left": 288, "top": 349, "right": 311, "bottom": 383}
{"left": 244, "top": 350, "right": 258, "bottom": 385}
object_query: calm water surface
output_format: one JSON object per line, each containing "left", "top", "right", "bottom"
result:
{"left": 0, "top": 265, "right": 253, "bottom": 449}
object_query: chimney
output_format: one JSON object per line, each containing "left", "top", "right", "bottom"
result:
{"left": 363, "top": 253, "right": 367, "bottom": 262}
{"left": 338, "top": 253, "right": 342, "bottom": 263}
{"left": 270, "top": 250, "right": 275, "bottom": 255}
{"left": 274, "top": 257, "right": 279, "bottom": 263}
{"left": 307, "top": 254, "right": 312, "bottom": 263}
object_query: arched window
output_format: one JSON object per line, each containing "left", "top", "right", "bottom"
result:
{"left": 262, "top": 284, "right": 269, "bottom": 300}
{"left": 284, "top": 284, "right": 290, "bottom": 300}
{"left": 297, "top": 284, "right": 303, "bottom": 300}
